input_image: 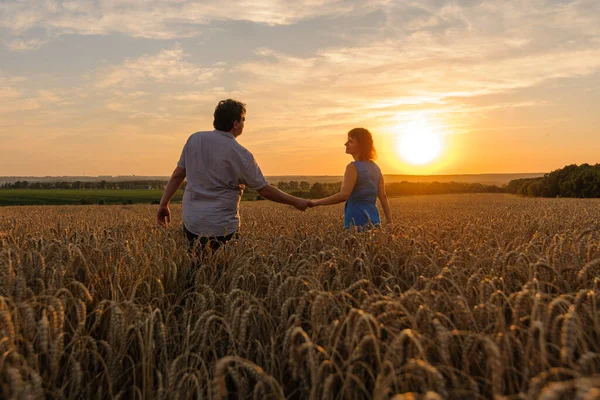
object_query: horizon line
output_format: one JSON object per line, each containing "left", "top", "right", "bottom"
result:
{"left": 0, "top": 172, "right": 548, "bottom": 178}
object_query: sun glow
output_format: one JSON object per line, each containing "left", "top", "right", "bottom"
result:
{"left": 396, "top": 118, "right": 444, "bottom": 165}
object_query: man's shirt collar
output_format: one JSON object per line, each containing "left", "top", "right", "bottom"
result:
{"left": 215, "top": 130, "right": 236, "bottom": 140}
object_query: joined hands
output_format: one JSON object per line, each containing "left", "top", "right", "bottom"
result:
{"left": 293, "top": 199, "right": 315, "bottom": 211}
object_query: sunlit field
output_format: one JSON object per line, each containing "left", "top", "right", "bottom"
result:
{"left": 1, "top": 194, "right": 600, "bottom": 399}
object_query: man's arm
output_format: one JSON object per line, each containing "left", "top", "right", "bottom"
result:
{"left": 241, "top": 151, "right": 310, "bottom": 211}
{"left": 157, "top": 166, "right": 186, "bottom": 227}
{"left": 257, "top": 185, "right": 311, "bottom": 211}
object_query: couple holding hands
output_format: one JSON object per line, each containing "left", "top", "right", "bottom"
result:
{"left": 157, "top": 99, "right": 392, "bottom": 252}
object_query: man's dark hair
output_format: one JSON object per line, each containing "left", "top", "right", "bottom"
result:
{"left": 213, "top": 99, "right": 246, "bottom": 132}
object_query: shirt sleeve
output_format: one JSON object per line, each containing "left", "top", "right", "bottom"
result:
{"left": 240, "top": 151, "right": 269, "bottom": 190}
{"left": 176, "top": 139, "right": 188, "bottom": 169}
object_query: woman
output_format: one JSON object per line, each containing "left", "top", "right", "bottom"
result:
{"left": 312, "top": 128, "right": 393, "bottom": 230}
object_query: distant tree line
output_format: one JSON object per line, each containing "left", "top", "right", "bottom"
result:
{"left": 7, "top": 165, "right": 600, "bottom": 200}
{"left": 507, "top": 164, "right": 600, "bottom": 198}
{"left": 273, "top": 180, "right": 504, "bottom": 198}
{"left": 2, "top": 178, "right": 506, "bottom": 198}
{"left": 385, "top": 181, "right": 503, "bottom": 196}
{"left": 1, "top": 180, "right": 175, "bottom": 190}
{"left": 276, "top": 181, "right": 343, "bottom": 198}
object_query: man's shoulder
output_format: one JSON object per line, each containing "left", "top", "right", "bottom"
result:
{"left": 190, "top": 130, "right": 215, "bottom": 138}
{"left": 234, "top": 143, "right": 253, "bottom": 158}
{"left": 190, "top": 131, "right": 252, "bottom": 155}
{"left": 188, "top": 130, "right": 225, "bottom": 144}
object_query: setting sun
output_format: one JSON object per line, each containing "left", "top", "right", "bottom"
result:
{"left": 396, "top": 119, "right": 444, "bottom": 165}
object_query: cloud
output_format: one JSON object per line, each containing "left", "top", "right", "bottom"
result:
{"left": 1, "top": 0, "right": 599, "bottom": 176}
{"left": 231, "top": 52, "right": 595, "bottom": 152}
{"left": 224, "top": 0, "right": 600, "bottom": 133}
{"left": 0, "top": 75, "right": 51, "bottom": 113}
{"left": 7, "top": 38, "right": 47, "bottom": 52}
{"left": 0, "top": 72, "right": 80, "bottom": 122}
{"left": 0, "top": 91, "right": 61, "bottom": 113}
{"left": 0, "top": 0, "right": 379, "bottom": 39}
{"left": 95, "top": 45, "right": 220, "bottom": 88}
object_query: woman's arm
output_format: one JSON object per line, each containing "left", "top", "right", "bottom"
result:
{"left": 313, "top": 163, "right": 357, "bottom": 206}
{"left": 378, "top": 174, "right": 393, "bottom": 224}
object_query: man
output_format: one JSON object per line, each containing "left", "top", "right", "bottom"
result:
{"left": 156, "top": 99, "right": 311, "bottom": 253}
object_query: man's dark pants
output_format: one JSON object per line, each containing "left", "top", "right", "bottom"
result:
{"left": 183, "top": 225, "right": 237, "bottom": 287}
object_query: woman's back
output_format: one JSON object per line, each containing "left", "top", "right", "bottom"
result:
{"left": 348, "top": 161, "right": 380, "bottom": 203}
{"left": 345, "top": 161, "right": 381, "bottom": 228}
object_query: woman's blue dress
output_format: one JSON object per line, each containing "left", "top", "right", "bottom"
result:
{"left": 344, "top": 161, "right": 381, "bottom": 229}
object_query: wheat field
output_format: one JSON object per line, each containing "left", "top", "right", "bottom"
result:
{"left": 1, "top": 194, "right": 600, "bottom": 399}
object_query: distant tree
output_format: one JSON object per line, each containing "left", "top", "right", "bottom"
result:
{"left": 324, "top": 182, "right": 342, "bottom": 193}
{"left": 385, "top": 181, "right": 505, "bottom": 196}
{"left": 508, "top": 164, "right": 600, "bottom": 198}
{"left": 527, "top": 180, "right": 543, "bottom": 197}
{"left": 310, "top": 182, "right": 326, "bottom": 198}
{"left": 300, "top": 181, "right": 310, "bottom": 191}
{"left": 12, "top": 181, "right": 29, "bottom": 189}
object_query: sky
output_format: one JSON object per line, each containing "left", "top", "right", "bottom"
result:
{"left": 1, "top": 0, "right": 599, "bottom": 176}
